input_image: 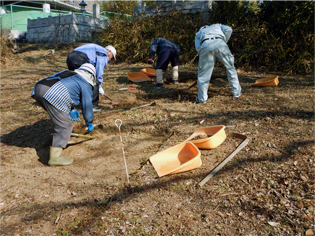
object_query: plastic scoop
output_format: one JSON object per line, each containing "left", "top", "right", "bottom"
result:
{"left": 252, "top": 76, "right": 279, "bottom": 87}
{"left": 141, "top": 68, "right": 157, "bottom": 77}
{"left": 150, "top": 142, "right": 201, "bottom": 177}
{"left": 127, "top": 72, "right": 151, "bottom": 83}
{"left": 184, "top": 125, "right": 226, "bottom": 149}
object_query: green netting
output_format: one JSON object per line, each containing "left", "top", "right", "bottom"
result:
{"left": 1, "top": 10, "right": 65, "bottom": 31}
{"left": 1, "top": 4, "right": 75, "bottom": 31}
{"left": 0, "top": 4, "right": 106, "bottom": 31}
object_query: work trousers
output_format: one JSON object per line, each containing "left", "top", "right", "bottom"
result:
{"left": 197, "top": 39, "right": 241, "bottom": 102}
{"left": 67, "top": 51, "right": 99, "bottom": 106}
{"left": 156, "top": 49, "right": 179, "bottom": 71}
{"left": 33, "top": 83, "right": 72, "bottom": 149}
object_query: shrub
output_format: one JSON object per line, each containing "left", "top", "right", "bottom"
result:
{"left": 97, "top": 11, "right": 204, "bottom": 64}
{"left": 96, "top": 1, "right": 314, "bottom": 74}
{"left": 0, "top": 35, "right": 14, "bottom": 65}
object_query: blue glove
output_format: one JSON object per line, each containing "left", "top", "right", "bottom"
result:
{"left": 70, "top": 109, "right": 80, "bottom": 121}
{"left": 86, "top": 123, "right": 94, "bottom": 132}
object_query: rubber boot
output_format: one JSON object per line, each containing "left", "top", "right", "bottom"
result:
{"left": 172, "top": 66, "right": 179, "bottom": 84}
{"left": 48, "top": 147, "right": 74, "bottom": 166}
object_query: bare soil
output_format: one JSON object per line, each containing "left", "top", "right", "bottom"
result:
{"left": 0, "top": 45, "right": 314, "bottom": 236}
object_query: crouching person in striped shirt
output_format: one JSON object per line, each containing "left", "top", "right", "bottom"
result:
{"left": 31, "top": 63, "right": 96, "bottom": 166}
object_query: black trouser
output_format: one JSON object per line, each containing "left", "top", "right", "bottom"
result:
{"left": 66, "top": 51, "right": 99, "bottom": 106}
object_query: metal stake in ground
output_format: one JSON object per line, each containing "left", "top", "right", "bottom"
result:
{"left": 115, "top": 119, "right": 130, "bottom": 184}
{"left": 196, "top": 132, "right": 250, "bottom": 188}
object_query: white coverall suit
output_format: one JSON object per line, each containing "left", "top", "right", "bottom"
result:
{"left": 195, "top": 24, "right": 241, "bottom": 103}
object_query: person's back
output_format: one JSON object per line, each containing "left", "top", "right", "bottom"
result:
{"left": 148, "top": 38, "right": 181, "bottom": 88}
{"left": 196, "top": 24, "right": 232, "bottom": 45}
{"left": 195, "top": 24, "right": 241, "bottom": 103}
{"left": 66, "top": 43, "right": 116, "bottom": 109}
{"left": 73, "top": 43, "right": 107, "bottom": 62}
{"left": 156, "top": 38, "right": 179, "bottom": 50}
{"left": 149, "top": 38, "right": 180, "bottom": 57}
{"left": 74, "top": 43, "right": 101, "bottom": 51}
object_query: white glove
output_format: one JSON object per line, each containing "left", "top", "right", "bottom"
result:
{"left": 99, "top": 86, "right": 104, "bottom": 95}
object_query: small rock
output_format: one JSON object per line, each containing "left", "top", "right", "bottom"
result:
{"left": 268, "top": 221, "right": 280, "bottom": 226}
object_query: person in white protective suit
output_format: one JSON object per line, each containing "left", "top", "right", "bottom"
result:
{"left": 195, "top": 24, "right": 242, "bottom": 103}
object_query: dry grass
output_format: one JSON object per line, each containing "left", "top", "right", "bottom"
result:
{"left": 0, "top": 45, "right": 314, "bottom": 236}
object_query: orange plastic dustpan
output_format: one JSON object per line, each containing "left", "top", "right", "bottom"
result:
{"left": 252, "top": 76, "right": 279, "bottom": 87}
{"left": 185, "top": 125, "right": 226, "bottom": 149}
{"left": 150, "top": 142, "right": 201, "bottom": 177}
{"left": 141, "top": 68, "right": 157, "bottom": 77}
{"left": 127, "top": 72, "right": 152, "bottom": 83}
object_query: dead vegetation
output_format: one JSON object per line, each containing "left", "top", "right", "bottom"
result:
{"left": 0, "top": 45, "right": 314, "bottom": 236}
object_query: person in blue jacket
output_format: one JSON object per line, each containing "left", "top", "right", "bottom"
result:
{"left": 66, "top": 43, "right": 116, "bottom": 109}
{"left": 147, "top": 38, "right": 180, "bottom": 88}
{"left": 195, "top": 24, "right": 241, "bottom": 103}
{"left": 31, "top": 63, "right": 96, "bottom": 166}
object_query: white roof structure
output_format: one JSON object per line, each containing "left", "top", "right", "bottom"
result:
{"left": 2, "top": 0, "right": 93, "bottom": 14}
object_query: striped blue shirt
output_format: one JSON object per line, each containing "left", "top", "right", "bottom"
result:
{"left": 32, "top": 72, "right": 94, "bottom": 124}
{"left": 44, "top": 81, "right": 74, "bottom": 113}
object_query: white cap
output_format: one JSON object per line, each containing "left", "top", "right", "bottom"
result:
{"left": 105, "top": 45, "right": 116, "bottom": 60}
{"left": 78, "top": 63, "right": 96, "bottom": 78}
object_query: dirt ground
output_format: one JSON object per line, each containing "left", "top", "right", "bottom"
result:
{"left": 0, "top": 45, "right": 314, "bottom": 236}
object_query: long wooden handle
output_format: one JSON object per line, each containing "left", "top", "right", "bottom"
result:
{"left": 130, "top": 101, "right": 156, "bottom": 110}
{"left": 187, "top": 81, "right": 197, "bottom": 90}
{"left": 103, "top": 93, "right": 113, "bottom": 101}
{"left": 71, "top": 133, "right": 95, "bottom": 139}
{"left": 197, "top": 138, "right": 250, "bottom": 188}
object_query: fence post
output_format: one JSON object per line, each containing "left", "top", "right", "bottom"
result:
{"left": 10, "top": 4, "right": 13, "bottom": 30}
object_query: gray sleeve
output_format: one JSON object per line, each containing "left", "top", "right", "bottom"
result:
{"left": 221, "top": 25, "right": 232, "bottom": 43}
{"left": 195, "top": 28, "right": 202, "bottom": 53}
